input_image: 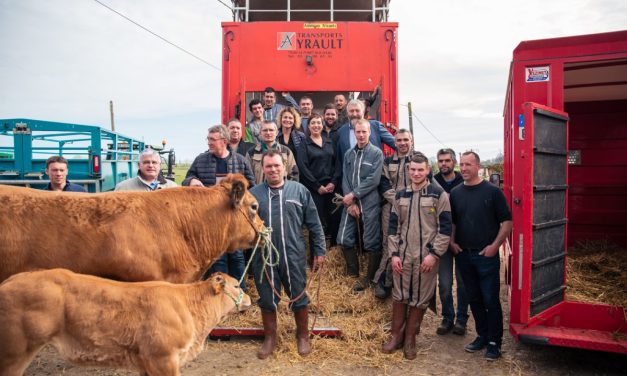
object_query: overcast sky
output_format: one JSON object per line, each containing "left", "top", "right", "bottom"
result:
{"left": 1, "top": 0, "right": 625, "bottom": 162}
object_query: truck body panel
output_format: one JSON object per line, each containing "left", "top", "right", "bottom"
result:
{"left": 504, "top": 30, "right": 627, "bottom": 354}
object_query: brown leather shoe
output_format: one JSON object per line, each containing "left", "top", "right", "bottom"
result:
{"left": 257, "top": 310, "right": 277, "bottom": 359}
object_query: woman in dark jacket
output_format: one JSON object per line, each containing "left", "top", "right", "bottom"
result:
{"left": 277, "top": 106, "right": 307, "bottom": 161}
{"left": 296, "top": 113, "right": 339, "bottom": 252}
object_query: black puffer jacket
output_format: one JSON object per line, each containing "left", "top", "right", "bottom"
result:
{"left": 182, "top": 151, "right": 255, "bottom": 187}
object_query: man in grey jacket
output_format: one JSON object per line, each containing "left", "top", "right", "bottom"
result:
{"left": 250, "top": 150, "right": 326, "bottom": 360}
{"left": 115, "top": 149, "right": 177, "bottom": 191}
{"left": 337, "top": 118, "right": 384, "bottom": 292}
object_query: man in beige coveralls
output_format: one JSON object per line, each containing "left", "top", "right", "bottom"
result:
{"left": 382, "top": 154, "right": 452, "bottom": 359}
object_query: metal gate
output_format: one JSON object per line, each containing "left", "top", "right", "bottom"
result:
{"left": 525, "top": 103, "right": 569, "bottom": 317}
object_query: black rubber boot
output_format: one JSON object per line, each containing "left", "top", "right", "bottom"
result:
{"left": 353, "top": 251, "right": 382, "bottom": 292}
{"left": 341, "top": 246, "right": 360, "bottom": 277}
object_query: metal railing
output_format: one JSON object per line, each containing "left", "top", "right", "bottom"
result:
{"left": 231, "top": 0, "right": 390, "bottom": 22}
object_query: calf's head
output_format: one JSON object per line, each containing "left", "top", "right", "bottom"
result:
{"left": 208, "top": 272, "right": 251, "bottom": 312}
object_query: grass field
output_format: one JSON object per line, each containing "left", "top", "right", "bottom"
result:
{"left": 166, "top": 164, "right": 189, "bottom": 186}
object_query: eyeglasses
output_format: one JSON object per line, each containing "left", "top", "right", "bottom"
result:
{"left": 261, "top": 129, "right": 276, "bottom": 133}
{"left": 206, "top": 137, "right": 226, "bottom": 142}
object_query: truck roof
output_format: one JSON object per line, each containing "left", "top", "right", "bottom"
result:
{"left": 512, "top": 30, "right": 627, "bottom": 61}
{"left": 231, "top": 0, "right": 391, "bottom": 22}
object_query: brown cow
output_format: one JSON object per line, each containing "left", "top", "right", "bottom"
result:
{"left": 0, "top": 269, "right": 251, "bottom": 376}
{"left": 0, "top": 174, "right": 264, "bottom": 283}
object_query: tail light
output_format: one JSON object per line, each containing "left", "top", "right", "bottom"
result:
{"left": 92, "top": 155, "right": 101, "bottom": 175}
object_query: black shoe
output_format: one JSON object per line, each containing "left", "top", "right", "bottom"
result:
{"left": 484, "top": 342, "right": 501, "bottom": 361}
{"left": 373, "top": 283, "right": 390, "bottom": 299}
{"left": 436, "top": 320, "right": 454, "bottom": 335}
{"left": 352, "top": 278, "right": 373, "bottom": 292}
{"left": 465, "top": 336, "right": 487, "bottom": 353}
{"left": 452, "top": 321, "right": 467, "bottom": 336}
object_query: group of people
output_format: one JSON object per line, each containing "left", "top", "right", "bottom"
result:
{"left": 42, "top": 87, "right": 512, "bottom": 362}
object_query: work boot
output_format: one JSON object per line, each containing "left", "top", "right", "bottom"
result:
{"left": 257, "top": 310, "right": 277, "bottom": 359}
{"left": 436, "top": 319, "right": 454, "bottom": 335}
{"left": 403, "top": 307, "right": 425, "bottom": 360}
{"left": 353, "top": 251, "right": 382, "bottom": 292}
{"left": 382, "top": 301, "right": 407, "bottom": 353}
{"left": 341, "top": 246, "right": 360, "bottom": 277}
{"left": 374, "top": 281, "right": 391, "bottom": 299}
{"left": 294, "top": 308, "right": 311, "bottom": 356}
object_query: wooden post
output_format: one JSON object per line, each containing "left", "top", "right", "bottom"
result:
{"left": 109, "top": 100, "right": 115, "bottom": 132}
{"left": 407, "top": 101, "right": 414, "bottom": 139}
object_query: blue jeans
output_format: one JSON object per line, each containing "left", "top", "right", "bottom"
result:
{"left": 438, "top": 249, "right": 469, "bottom": 324}
{"left": 456, "top": 249, "right": 503, "bottom": 345}
{"left": 204, "top": 250, "right": 246, "bottom": 290}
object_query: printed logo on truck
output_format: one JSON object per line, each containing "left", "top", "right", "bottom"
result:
{"left": 277, "top": 31, "right": 344, "bottom": 60}
{"left": 277, "top": 32, "right": 296, "bottom": 50}
{"left": 525, "top": 66, "right": 550, "bottom": 83}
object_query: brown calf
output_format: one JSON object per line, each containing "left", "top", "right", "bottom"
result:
{"left": 0, "top": 269, "right": 251, "bottom": 376}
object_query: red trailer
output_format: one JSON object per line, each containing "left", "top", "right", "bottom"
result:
{"left": 220, "top": 0, "right": 398, "bottom": 134}
{"left": 503, "top": 30, "right": 627, "bottom": 354}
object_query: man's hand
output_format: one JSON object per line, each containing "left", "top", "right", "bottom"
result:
{"left": 391, "top": 256, "right": 402, "bottom": 275}
{"left": 317, "top": 186, "right": 328, "bottom": 195}
{"left": 325, "top": 183, "right": 335, "bottom": 193}
{"left": 188, "top": 178, "right": 204, "bottom": 187}
{"left": 479, "top": 244, "right": 499, "bottom": 257}
{"left": 342, "top": 192, "right": 355, "bottom": 206}
{"left": 450, "top": 241, "right": 462, "bottom": 255}
{"left": 347, "top": 204, "right": 360, "bottom": 218}
{"left": 281, "top": 92, "right": 290, "bottom": 97}
{"left": 313, "top": 255, "right": 325, "bottom": 272}
{"left": 420, "top": 254, "right": 437, "bottom": 273}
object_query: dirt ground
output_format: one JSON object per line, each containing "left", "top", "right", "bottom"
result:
{"left": 22, "top": 250, "right": 626, "bottom": 376}
{"left": 24, "top": 299, "right": 625, "bottom": 375}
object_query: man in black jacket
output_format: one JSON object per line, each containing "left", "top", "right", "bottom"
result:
{"left": 183, "top": 124, "right": 255, "bottom": 288}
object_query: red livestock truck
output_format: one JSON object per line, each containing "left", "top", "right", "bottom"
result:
{"left": 220, "top": 0, "right": 397, "bottom": 137}
{"left": 503, "top": 30, "right": 627, "bottom": 354}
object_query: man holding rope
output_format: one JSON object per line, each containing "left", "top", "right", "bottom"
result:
{"left": 249, "top": 150, "right": 326, "bottom": 359}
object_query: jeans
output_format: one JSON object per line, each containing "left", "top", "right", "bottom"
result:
{"left": 438, "top": 249, "right": 469, "bottom": 324}
{"left": 204, "top": 250, "right": 246, "bottom": 290}
{"left": 456, "top": 249, "right": 503, "bottom": 345}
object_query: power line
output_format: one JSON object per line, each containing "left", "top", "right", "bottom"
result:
{"left": 400, "top": 103, "right": 447, "bottom": 147}
{"left": 92, "top": 0, "right": 220, "bottom": 71}
{"left": 216, "top": 0, "right": 233, "bottom": 11}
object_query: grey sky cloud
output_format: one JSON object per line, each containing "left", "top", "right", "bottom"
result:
{"left": 1, "top": 0, "right": 625, "bottom": 162}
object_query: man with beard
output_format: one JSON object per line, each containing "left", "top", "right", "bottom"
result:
{"left": 334, "top": 93, "right": 348, "bottom": 126}
{"left": 323, "top": 103, "right": 341, "bottom": 142}
{"left": 371, "top": 129, "right": 423, "bottom": 297}
{"left": 433, "top": 148, "right": 469, "bottom": 336}
{"left": 335, "top": 99, "right": 395, "bottom": 169}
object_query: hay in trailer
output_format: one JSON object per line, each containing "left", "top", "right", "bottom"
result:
{"left": 566, "top": 240, "right": 627, "bottom": 308}
{"left": 215, "top": 246, "right": 438, "bottom": 368}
